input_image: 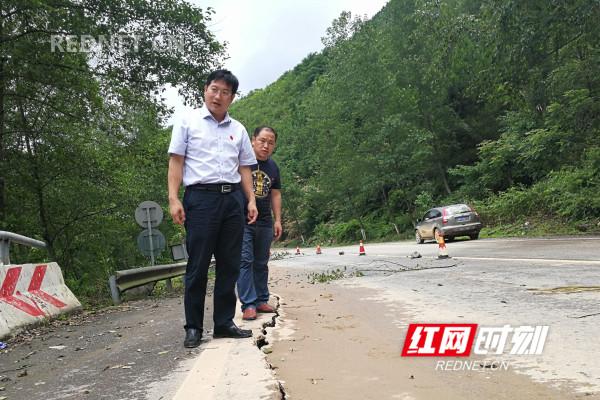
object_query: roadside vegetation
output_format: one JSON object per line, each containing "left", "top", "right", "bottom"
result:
{"left": 308, "top": 267, "right": 364, "bottom": 284}
{"left": 232, "top": 0, "right": 600, "bottom": 245}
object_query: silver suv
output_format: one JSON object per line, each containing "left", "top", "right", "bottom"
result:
{"left": 415, "top": 204, "right": 482, "bottom": 244}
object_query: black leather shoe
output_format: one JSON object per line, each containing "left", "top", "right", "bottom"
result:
{"left": 184, "top": 328, "right": 202, "bottom": 348}
{"left": 213, "top": 324, "right": 252, "bottom": 339}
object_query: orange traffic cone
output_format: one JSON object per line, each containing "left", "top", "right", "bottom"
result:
{"left": 358, "top": 240, "right": 366, "bottom": 256}
{"left": 316, "top": 244, "right": 322, "bottom": 254}
{"left": 437, "top": 232, "right": 449, "bottom": 259}
{"left": 295, "top": 246, "right": 301, "bottom": 255}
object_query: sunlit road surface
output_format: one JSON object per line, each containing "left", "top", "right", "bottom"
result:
{"left": 272, "top": 236, "right": 600, "bottom": 395}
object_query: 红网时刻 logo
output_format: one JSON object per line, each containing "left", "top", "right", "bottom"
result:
{"left": 401, "top": 323, "right": 548, "bottom": 357}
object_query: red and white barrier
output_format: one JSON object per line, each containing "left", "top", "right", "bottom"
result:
{"left": 0, "top": 262, "right": 81, "bottom": 338}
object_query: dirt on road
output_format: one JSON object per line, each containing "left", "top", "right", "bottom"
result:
{"left": 265, "top": 267, "right": 598, "bottom": 400}
{"left": 0, "top": 293, "right": 199, "bottom": 400}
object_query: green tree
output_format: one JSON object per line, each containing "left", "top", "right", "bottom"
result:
{"left": 1, "top": 0, "right": 225, "bottom": 298}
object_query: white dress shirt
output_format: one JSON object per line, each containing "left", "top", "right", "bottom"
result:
{"left": 168, "top": 105, "right": 257, "bottom": 186}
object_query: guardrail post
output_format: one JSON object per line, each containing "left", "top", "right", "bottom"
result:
{"left": 108, "top": 275, "right": 122, "bottom": 305}
{"left": 165, "top": 278, "right": 173, "bottom": 292}
{"left": 0, "top": 237, "right": 10, "bottom": 265}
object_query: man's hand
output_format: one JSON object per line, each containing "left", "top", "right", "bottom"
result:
{"left": 273, "top": 220, "right": 282, "bottom": 240}
{"left": 247, "top": 200, "right": 258, "bottom": 224}
{"left": 168, "top": 155, "right": 185, "bottom": 225}
{"left": 169, "top": 198, "right": 185, "bottom": 225}
{"left": 240, "top": 165, "right": 258, "bottom": 224}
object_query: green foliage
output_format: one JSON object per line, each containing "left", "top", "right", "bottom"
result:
{"left": 307, "top": 267, "right": 364, "bottom": 284}
{"left": 152, "top": 277, "right": 185, "bottom": 299}
{"left": 414, "top": 192, "right": 435, "bottom": 219}
{"left": 233, "top": 0, "right": 599, "bottom": 242}
{"left": 312, "top": 219, "right": 363, "bottom": 244}
{"left": 307, "top": 269, "right": 346, "bottom": 284}
{"left": 481, "top": 164, "right": 600, "bottom": 225}
{"left": 1, "top": 0, "right": 224, "bottom": 303}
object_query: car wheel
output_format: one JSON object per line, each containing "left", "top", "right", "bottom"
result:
{"left": 415, "top": 231, "right": 424, "bottom": 244}
{"left": 469, "top": 232, "right": 480, "bottom": 240}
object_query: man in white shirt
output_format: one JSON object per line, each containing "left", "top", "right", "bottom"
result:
{"left": 168, "top": 69, "right": 258, "bottom": 348}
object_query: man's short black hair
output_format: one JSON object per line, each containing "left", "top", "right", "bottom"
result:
{"left": 205, "top": 69, "right": 239, "bottom": 94}
{"left": 253, "top": 125, "right": 278, "bottom": 140}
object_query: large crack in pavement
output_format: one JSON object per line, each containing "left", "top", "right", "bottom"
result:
{"left": 355, "top": 258, "right": 460, "bottom": 275}
{"left": 256, "top": 256, "right": 460, "bottom": 400}
{"left": 253, "top": 294, "right": 287, "bottom": 400}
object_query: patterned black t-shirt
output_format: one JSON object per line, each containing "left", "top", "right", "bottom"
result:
{"left": 245, "top": 158, "right": 281, "bottom": 226}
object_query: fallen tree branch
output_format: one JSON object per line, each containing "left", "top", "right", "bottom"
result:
{"left": 357, "top": 263, "right": 458, "bottom": 273}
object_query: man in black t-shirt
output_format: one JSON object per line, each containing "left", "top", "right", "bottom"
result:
{"left": 237, "top": 126, "right": 282, "bottom": 320}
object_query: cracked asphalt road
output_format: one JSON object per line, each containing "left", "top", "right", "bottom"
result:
{"left": 265, "top": 236, "right": 600, "bottom": 398}
{"left": 1, "top": 236, "right": 598, "bottom": 399}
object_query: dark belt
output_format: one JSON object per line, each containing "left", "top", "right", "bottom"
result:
{"left": 187, "top": 183, "right": 240, "bottom": 194}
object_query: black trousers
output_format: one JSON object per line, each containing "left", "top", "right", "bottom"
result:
{"left": 183, "top": 188, "right": 245, "bottom": 330}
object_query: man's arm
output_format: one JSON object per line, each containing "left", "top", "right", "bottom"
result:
{"left": 239, "top": 165, "right": 257, "bottom": 224}
{"left": 271, "top": 189, "right": 282, "bottom": 240}
{"left": 168, "top": 154, "right": 185, "bottom": 225}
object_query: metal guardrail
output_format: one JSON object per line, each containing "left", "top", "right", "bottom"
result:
{"left": 108, "top": 262, "right": 188, "bottom": 305}
{"left": 0, "top": 231, "right": 47, "bottom": 265}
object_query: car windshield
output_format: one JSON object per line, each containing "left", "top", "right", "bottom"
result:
{"left": 445, "top": 204, "right": 471, "bottom": 215}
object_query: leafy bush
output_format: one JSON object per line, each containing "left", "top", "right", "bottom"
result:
{"left": 312, "top": 219, "right": 363, "bottom": 244}
{"left": 476, "top": 164, "right": 599, "bottom": 227}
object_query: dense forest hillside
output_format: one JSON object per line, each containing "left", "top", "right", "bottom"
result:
{"left": 231, "top": 0, "right": 600, "bottom": 244}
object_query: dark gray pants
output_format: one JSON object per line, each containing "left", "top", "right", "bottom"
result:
{"left": 183, "top": 188, "right": 245, "bottom": 330}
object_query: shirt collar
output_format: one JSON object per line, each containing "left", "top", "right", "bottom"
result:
{"left": 200, "top": 104, "right": 231, "bottom": 125}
